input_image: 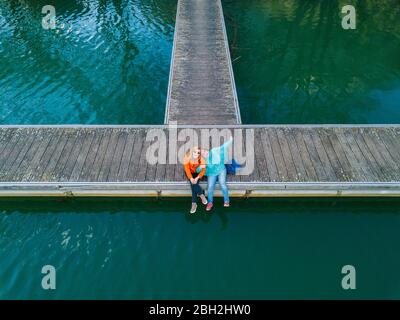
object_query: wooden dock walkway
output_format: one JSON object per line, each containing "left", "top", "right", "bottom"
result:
{"left": 1, "top": 125, "right": 400, "bottom": 197}
{"left": 165, "top": 0, "right": 241, "bottom": 125}
{"left": 1, "top": 1, "right": 399, "bottom": 198}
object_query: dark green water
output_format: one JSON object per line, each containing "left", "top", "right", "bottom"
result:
{"left": 1, "top": 0, "right": 400, "bottom": 300}
{"left": 0, "top": 0, "right": 175, "bottom": 124}
{"left": 225, "top": 0, "right": 400, "bottom": 124}
{"left": 1, "top": 198, "right": 400, "bottom": 299}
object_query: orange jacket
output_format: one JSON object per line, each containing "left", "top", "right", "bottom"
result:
{"left": 183, "top": 153, "right": 206, "bottom": 180}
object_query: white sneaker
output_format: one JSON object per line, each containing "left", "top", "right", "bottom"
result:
{"left": 190, "top": 203, "right": 197, "bottom": 214}
{"left": 199, "top": 194, "right": 208, "bottom": 205}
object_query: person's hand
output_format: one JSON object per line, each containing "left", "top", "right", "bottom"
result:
{"left": 190, "top": 178, "right": 196, "bottom": 184}
{"left": 199, "top": 164, "right": 206, "bottom": 169}
{"left": 194, "top": 177, "right": 199, "bottom": 183}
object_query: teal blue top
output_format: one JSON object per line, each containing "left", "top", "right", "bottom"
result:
{"left": 197, "top": 140, "right": 232, "bottom": 177}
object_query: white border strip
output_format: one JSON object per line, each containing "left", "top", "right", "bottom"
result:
{"left": 1, "top": 182, "right": 400, "bottom": 197}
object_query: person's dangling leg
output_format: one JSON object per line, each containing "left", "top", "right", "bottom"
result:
{"left": 192, "top": 174, "right": 207, "bottom": 205}
{"left": 206, "top": 175, "right": 217, "bottom": 211}
{"left": 189, "top": 178, "right": 198, "bottom": 214}
{"left": 218, "top": 168, "right": 230, "bottom": 206}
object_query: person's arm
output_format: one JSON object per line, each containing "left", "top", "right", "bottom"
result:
{"left": 184, "top": 158, "right": 193, "bottom": 180}
{"left": 197, "top": 157, "right": 206, "bottom": 179}
{"left": 211, "top": 138, "right": 233, "bottom": 164}
{"left": 221, "top": 138, "right": 233, "bottom": 159}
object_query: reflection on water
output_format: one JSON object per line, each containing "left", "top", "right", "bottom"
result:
{"left": 1, "top": 198, "right": 400, "bottom": 299}
{"left": 224, "top": 0, "right": 400, "bottom": 123}
{"left": 0, "top": 0, "right": 176, "bottom": 124}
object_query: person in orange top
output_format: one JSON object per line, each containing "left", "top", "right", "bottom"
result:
{"left": 184, "top": 147, "right": 208, "bottom": 213}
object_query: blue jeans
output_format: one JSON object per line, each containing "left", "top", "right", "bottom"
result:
{"left": 189, "top": 173, "right": 204, "bottom": 203}
{"left": 207, "top": 168, "right": 229, "bottom": 203}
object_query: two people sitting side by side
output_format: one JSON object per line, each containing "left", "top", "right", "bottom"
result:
{"left": 184, "top": 137, "right": 234, "bottom": 213}
{"left": 183, "top": 147, "right": 208, "bottom": 214}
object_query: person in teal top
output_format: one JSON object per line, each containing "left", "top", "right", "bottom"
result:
{"left": 198, "top": 137, "right": 232, "bottom": 211}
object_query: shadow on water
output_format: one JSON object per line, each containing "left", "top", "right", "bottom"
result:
{"left": 2, "top": 196, "right": 400, "bottom": 215}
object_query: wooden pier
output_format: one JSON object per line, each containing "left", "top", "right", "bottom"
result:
{"left": 0, "top": 0, "right": 400, "bottom": 198}
{"left": 165, "top": 0, "right": 241, "bottom": 125}
{"left": 0, "top": 125, "right": 400, "bottom": 197}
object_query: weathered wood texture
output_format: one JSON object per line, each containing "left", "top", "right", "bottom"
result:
{"left": 0, "top": 126, "right": 399, "bottom": 185}
{"left": 165, "top": 0, "right": 241, "bottom": 125}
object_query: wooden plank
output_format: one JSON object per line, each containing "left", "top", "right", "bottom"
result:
{"left": 328, "top": 129, "right": 362, "bottom": 181}
{"left": 78, "top": 130, "right": 105, "bottom": 182}
{"left": 40, "top": 129, "right": 70, "bottom": 181}
{"left": 0, "top": 129, "right": 22, "bottom": 172}
{"left": 375, "top": 128, "right": 400, "bottom": 168}
{"left": 260, "top": 129, "right": 279, "bottom": 182}
{"left": 276, "top": 128, "right": 300, "bottom": 181}
{"left": 317, "top": 128, "right": 349, "bottom": 182}
{"left": 265, "top": 128, "right": 288, "bottom": 181}
{"left": 281, "top": 128, "right": 307, "bottom": 182}
{"left": 107, "top": 130, "right": 128, "bottom": 182}
{"left": 22, "top": 129, "right": 55, "bottom": 182}
{"left": 127, "top": 129, "right": 146, "bottom": 181}
{"left": 0, "top": 128, "right": 17, "bottom": 156}
{"left": 240, "top": 128, "right": 254, "bottom": 183}
{"left": 333, "top": 128, "right": 368, "bottom": 181}
{"left": 0, "top": 131, "right": 24, "bottom": 175}
{"left": 1, "top": 130, "right": 37, "bottom": 182}
{"left": 87, "top": 129, "right": 112, "bottom": 181}
{"left": 28, "top": 129, "right": 63, "bottom": 182}
{"left": 145, "top": 129, "right": 160, "bottom": 182}
{"left": 49, "top": 129, "right": 80, "bottom": 181}
{"left": 337, "top": 129, "right": 378, "bottom": 181}
{"left": 154, "top": 130, "right": 167, "bottom": 182}
{"left": 69, "top": 129, "right": 96, "bottom": 182}
{"left": 351, "top": 129, "right": 391, "bottom": 182}
{"left": 165, "top": 129, "right": 178, "bottom": 182}
{"left": 253, "top": 129, "right": 270, "bottom": 182}
{"left": 174, "top": 130, "right": 187, "bottom": 182}
{"left": 302, "top": 129, "right": 329, "bottom": 181}
{"left": 13, "top": 129, "right": 51, "bottom": 182}
{"left": 135, "top": 129, "right": 151, "bottom": 182}
{"left": 365, "top": 128, "right": 400, "bottom": 180}
{"left": 58, "top": 130, "right": 87, "bottom": 182}
{"left": 97, "top": 129, "right": 120, "bottom": 182}
{"left": 308, "top": 129, "right": 337, "bottom": 181}
{"left": 116, "top": 129, "right": 137, "bottom": 182}
{"left": 361, "top": 128, "right": 399, "bottom": 181}
{"left": 290, "top": 128, "right": 318, "bottom": 182}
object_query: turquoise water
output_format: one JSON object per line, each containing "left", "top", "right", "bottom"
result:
{"left": 225, "top": 0, "right": 400, "bottom": 124}
{"left": 1, "top": 0, "right": 400, "bottom": 300}
{"left": 1, "top": 198, "right": 400, "bottom": 300}
{"left": 0, "top": 0, "right": 175, "bottom": 124}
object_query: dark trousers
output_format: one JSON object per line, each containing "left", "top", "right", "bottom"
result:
{"left": 189, "top": 173, "right": 204, "bottom": 203}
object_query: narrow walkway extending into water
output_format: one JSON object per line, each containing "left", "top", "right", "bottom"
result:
{"left": 1, "top": 125, "right": 400, "bottom": 197}
{"left": 165, "top": 0, "right": 241, "bottom": 125}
